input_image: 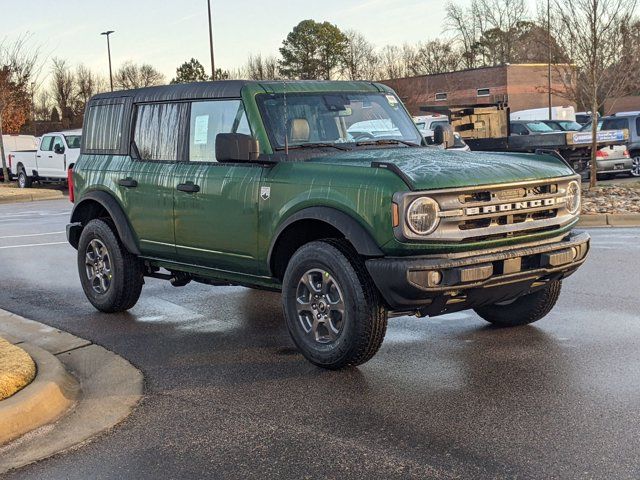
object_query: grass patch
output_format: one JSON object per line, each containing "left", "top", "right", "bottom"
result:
{"left": 0, "top": 337, "right": 36, "bottom": 400}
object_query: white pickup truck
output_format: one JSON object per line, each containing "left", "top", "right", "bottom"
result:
{"left": 8, "top": 130, "right": 81, "bottom": 188}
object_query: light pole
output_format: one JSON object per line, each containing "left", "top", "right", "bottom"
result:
{"left": 207, "top": 0, "right": 215, "bottom": 80}
{"left": 101, "top": 30, "right": 115, "bottom": 91}
{"left": 547, "top": 0, "right": 552, "bottom": 120}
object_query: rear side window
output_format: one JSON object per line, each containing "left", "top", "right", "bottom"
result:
{"left": 40, "top": 136, "right": 54, "bottom": 151}
{"left": 601, "top": 118, "right": 629, "bottom": 131}
{"left": 189, "top": 100, "right": 250, "bottom": 162}
{"left": 84, "top": 103, "right": 124, "bottom": 151}
{"left": 636, "top": 117, "right": 640, "bottom": 136}
{"left": 134, "top": 103, "right": 187, "bottom": 161}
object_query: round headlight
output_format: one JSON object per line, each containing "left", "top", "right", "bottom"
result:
{"left": 566, "top": 180, "right": 581, "bottom": 214}
{"left": 407, "top": 197, "right": 440, "bottom": 235}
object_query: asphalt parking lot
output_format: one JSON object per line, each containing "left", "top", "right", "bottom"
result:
{"left": 1, "top": 199, "right": 640, "bottom": 479}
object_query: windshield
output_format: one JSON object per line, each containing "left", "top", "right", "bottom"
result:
{"left": 556, "top": 121, "right": 582, "bottom": 131}
{"left": 524, "top": 121, "right": 555, "bottom": 133}
{"left": 256, "top": 92, "right": 422, "bottom": 149}
{"left": 64, "top": 135, "right": 82, "bottom": 149}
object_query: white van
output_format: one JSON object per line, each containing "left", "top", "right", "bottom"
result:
{"left": 510, "top": 106, "right": 576, "bottom": 122}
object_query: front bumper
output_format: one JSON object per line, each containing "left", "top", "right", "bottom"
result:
{"left": 366, "top": 231, "right": 590, "bottom": 316}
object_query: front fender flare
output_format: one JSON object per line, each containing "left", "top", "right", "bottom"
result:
{"left": 267, "top": 206, "right": 383, "bottom": 265}
{"left": 68, "top": 191, "right": 140, "bottom": 255}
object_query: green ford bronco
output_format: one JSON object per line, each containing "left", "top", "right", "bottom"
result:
{"left": 67, "top": 80, "right": 589, "bottom": 369}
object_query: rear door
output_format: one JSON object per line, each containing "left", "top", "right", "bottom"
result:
{"left": 172, "top": 99, "right": 263, "bottom": 273}
{"left": 119, "top": 102, "right": 188, "bottom": 258}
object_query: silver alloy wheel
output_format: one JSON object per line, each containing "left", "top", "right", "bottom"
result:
{"left": 85, "top": 239, "right": 112, "bottom": 294}
{"left": 296, "top": 269, "right": 346, "bottom": 344}
{"left": 18, "top": 172, "right": 26, "bottom": 188}
{"left": 632, "top": 156, "right": 640, "bottom": 177}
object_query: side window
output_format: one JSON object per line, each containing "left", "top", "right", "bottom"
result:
{"left": 134, "top": 103, "right": 186, "bottom": 161}
{"left": 40, "top": 136, "right": 54, "bottom": 151}
{"left": 84, "top": 103, "right": 125, "bottom": 151}
{"left": 189, "top": 100, "right": 250, "bottom": 162}
{"left": 511, "top": 124, "right": 526, "bottom": 135}
{"left": 52, "top": 136, "right": 64, "bottom": 152}
{"left": 636, "top": 117, "right": 640, "bottom": 136}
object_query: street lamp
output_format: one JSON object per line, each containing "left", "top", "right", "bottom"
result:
{"left": 207, "top": 0, "right": 215, "bottom": 80}
{"left": 101, "top": 30, "right": 115, "bottom": 91}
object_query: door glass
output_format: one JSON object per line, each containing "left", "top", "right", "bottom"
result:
{"left": 189, "top": 100, "right": 251, "bottom": 162}
{"left": 134, "top": 103, "right": 185, "bottom": 161}
{"left": 52, "top": 136, "right": 64, "bottom": 152}
{"left": 40, "top": 136, "right": 54, "bottom": 151}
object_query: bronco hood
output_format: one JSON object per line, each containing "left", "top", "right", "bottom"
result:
{"left": 307, "top": 148, "right": 575, "bottom": 191}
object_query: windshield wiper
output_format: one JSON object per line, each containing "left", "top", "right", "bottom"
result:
{"left": 354, "top": 139, "right": 420, "bottom": 147}
{"left": 275, "top": 142, "right": 350, "bottom": 151}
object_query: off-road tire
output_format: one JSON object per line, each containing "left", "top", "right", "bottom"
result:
{"left": 77, "top": 218, "right": 144, "bottom": 313}
{"left": 17, "top": 170, "right": 32, "bottom": 188}
{"left": 474, "top": 280, "right": 562, "bottom": 327}
{"left": 282, "top": 239, "right": 387, "bottom": 369}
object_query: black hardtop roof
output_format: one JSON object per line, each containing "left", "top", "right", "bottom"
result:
{"left": 89, "top": 80, "right": 386, "bottom": 104}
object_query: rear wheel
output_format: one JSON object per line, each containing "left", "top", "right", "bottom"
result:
{"left": 77, "top": 218, "right": 144, "bottom": 312}
{"left": 17, "top": 170, "right": 31, "bottom": 188}
{"left": 282, "top": 239, "right": 387, "bottom": 369}
{"left": 473, "top": 280, "right": 562, "bottom": 327}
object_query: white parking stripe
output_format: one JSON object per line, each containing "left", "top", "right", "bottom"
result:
{"left": 0, "top": 231, "right": 65, "bottom": 239}
{"left": 0, "top": 241, "right": 68, "bottom": 250}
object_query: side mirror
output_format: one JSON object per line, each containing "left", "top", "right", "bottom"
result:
{"left": 433, "top": 125, "right": 455, "bottom": 149}
{"left": 54, "top": 144, "right": 65, "bottom": 154}
{"left": 216, "top": 133, "right": 260, "bottom": 162}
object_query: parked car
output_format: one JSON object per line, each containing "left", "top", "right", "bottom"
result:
{"left": 67, "top": 80, "right": 589, "bottom": 369}
{"left": 588, "top": 145, "right": 632, "bottom": 180}
{"left": 596, "top": 114, "right": 640, "bottom": 177}
{"left": 539, "top": 120, "right": 583, "bottom": 132}
{"left": 576, "top": 111, "right": 599, "bottom": 126}
{"left": 8, "top": 130, "right": 81, "bottom": 188}
{"left": 0, "top": 135, "right": 38, "bottom": 181}
{"left": 510, "top": 120, "right": 557, "bottom": 135}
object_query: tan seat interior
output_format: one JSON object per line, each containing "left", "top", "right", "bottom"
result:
{"left": 289, "top": 119, "right": 310, "bottom": 143}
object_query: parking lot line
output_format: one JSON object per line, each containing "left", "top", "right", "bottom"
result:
{"left": 0, "top": 242, "right": 68, "bottom": 250}
{"left": 0, "top": 231, "right": 65, "bottom": 240}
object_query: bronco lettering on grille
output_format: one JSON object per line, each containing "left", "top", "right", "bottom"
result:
{"left": 465, "top": 198, "right": 561, "bottom": 216}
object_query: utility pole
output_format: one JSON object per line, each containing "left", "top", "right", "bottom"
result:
{"left": 547, "top": 0, "right": 552, "bottom": 120}
{"left": 207, "top": 0, "right": 215, "bottom": 80}
{"left": 101, "top": 31, "right": 115, "bottom": 91}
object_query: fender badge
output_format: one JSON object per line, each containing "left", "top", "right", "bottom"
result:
{"left": 260, "top": 186, "right": 271, "bottom": 200}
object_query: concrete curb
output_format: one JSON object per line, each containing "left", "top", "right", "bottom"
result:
{"left": 0, "top": 190, "right": 65, "bottom": 205}
{"left": 578, "top": 213, "right": 640, "bottom": 227}
{"left": 0, "top": 342, "right": 79, "bottom": 445}
{"left": 0, "top": 310, "right": 143, "bottom": 474}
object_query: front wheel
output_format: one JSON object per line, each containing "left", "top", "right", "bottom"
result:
{"left": 77, "top": 218, "right": 144, "bottom": 313}
{"left": 473, "top": 280, "right": 562, "bottom": 327}
{"left": 282, "top": 239, "right": 387, "bottom": 369}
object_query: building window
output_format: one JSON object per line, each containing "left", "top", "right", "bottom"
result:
{"left": 477, "top": 88, "right": 491, "bottom": 97}
{"left": 435, "top": 92, "right": 448, "bottom": 101}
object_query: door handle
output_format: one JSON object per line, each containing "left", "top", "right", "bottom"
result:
{"left": 48, "top": 155, "right": 53, "bottom": 158}
{"left": 118, "top": 178, "right": 138, "bottom": 188}
{"left": 177, "top": 182, "right": 200, "bottom": 193}
{"left": 36, "top": 155, "right": 41, "bottom": 158}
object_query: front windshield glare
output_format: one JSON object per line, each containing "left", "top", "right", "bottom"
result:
{"left": 525, "top": 122, "right": 554, "bottom": 133}
{"left": 257, "top": 92, "right": 422, "bottom": 149}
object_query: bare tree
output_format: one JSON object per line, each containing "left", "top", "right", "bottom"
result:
{"left": 379, "top": 45, "right": 407, "bottom": 79}
{"left": 409, "top": 40, "right": 463, "bottom": 75}
{"left": 76, "top": 64, "right": 106, "bottom": 114}
{"left": 340, "top": 30, "right": 379, "bottom": 80}
{"left": 114, "top": 62, "right": 165, "bottom": 90}
{"left": 0, "top": 36, "right": 39, "bottom": 182}
{"left": 50, "top": 58, "right": 75, "bottom": 127}
{"left": 444, "top": 1, "right": 485, "bottom": 68}
{"left": 244, "top": 54, "right": 280, "bottom": 80}
{"left": 551, "top": 0, "right": 638, "bottom": 187}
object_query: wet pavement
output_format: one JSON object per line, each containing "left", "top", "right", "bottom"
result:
{"left": 1, "top": 199, "right": 639, "bottom": 479}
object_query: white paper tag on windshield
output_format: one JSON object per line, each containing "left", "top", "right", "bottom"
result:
{"left": 194, "top": 115, "right": 209, "bottom": 145}
{"left": 385, "top": 94, "right": 399, "bottom": 107}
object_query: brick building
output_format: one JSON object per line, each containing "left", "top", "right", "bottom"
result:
{"left": 382, "top": 64, "right": 576, "bottom": 115}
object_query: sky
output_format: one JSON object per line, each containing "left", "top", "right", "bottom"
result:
{"left": 4, "top": 0, "right": 539, "bottom": 88}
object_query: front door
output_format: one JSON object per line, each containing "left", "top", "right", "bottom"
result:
{"left": 50, "top": 136, "right": 68, "bottom": 177}
{"left": 173, "top": 99, "right": 263, "bottom": 273}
